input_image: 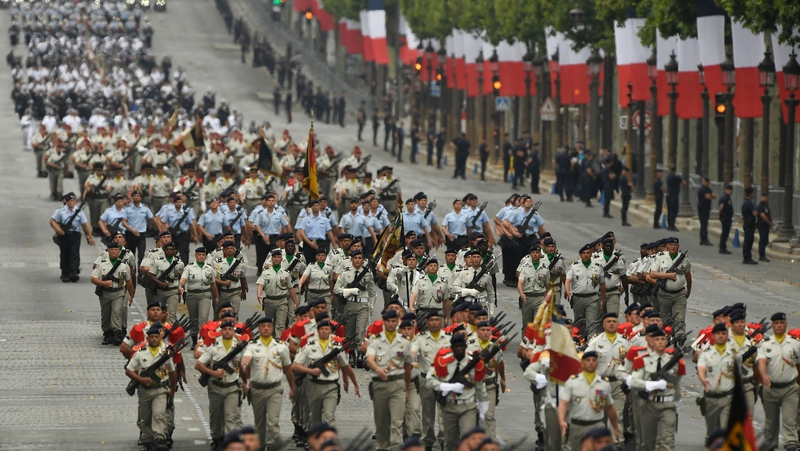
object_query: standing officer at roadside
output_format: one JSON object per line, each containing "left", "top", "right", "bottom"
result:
{"left": 717, "top": 184, "right": 734, "bottom": 254}
{"left": 697, "top": 177, "right": 715, "bottom": 246}
{"left": 565, "top": 243, "right": 606, "bottom": 336}
{"left": 741, "top": 187, "right": 759, "bottom": 265}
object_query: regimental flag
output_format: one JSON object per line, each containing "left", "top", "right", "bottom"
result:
{"left": 167, "top": 108, "right": 179, "bottom": 130}
{"left": 378, "top": 207, "right": 403, "bottom": 270}
{"left": 190, "top": 117, "right": 205, "bottom": 148}
{"left": 720, "top": 362, "right": 759, "bottom": 451}
{"left": 171, "top": 117, "right": 203, "bottom": 154}
{"left": 255, "top": 137, "right": 283, "bottom": 178}
{"left": 548, "top": 298, "right": 582, "bottom": 384}
{"left": 301, "top": 122, "right": 319, "bottom": 199}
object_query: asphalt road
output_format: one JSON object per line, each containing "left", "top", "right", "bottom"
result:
{"left": 0, "top": 0, "right": 798, "bottom": 450}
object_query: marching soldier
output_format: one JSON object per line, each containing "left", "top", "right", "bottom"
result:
{"left": 630, "top": 329, "right": 684, "bottom": 451}
{"left": 215, "top": 241, "right": 248, "bottom": 316}
{"left": 334, "top": 249, "right": 377, "bottom": 365}
{"left": 727, "top": 310, "right": 757, "bottom": 412}
{"left": 43, "top": 139, "right": 68, "bottom": 200}
{"left": 298, "top": 248, "right": 334, "bottom": 308}
{"left": 591, "top": 238, "right": 626, "bottom": 316}
{"left": 279, "top": 238, "right": 307, "bottom": 294}
{"left": 542, "top": 237, "right": 567, "bottom": 298}
{"left": 523, "top": 345, "right": 560, "bottom": 451}
{"left": 256, "top": 249, "right": 298, "bottom": 337}
{"left": 84, "top": 163, "right": 109, "bottom": 234}
{"left": 452, "top": 250, "right": 495, "bottom": 314}
{"left": 410, "top": 311, "right": 450, "bottom": 451}
{"left": 565, "top": 243, "right": 606, "bottom": 336}
{"left": 649, "top": 236, "right": 691, "bottom": 337}
{"left": 697, "top": 323, "right": 735, "bottom": 437}
{"left": 426, "top": 333, "right": 488, "bottom": 451}
{"left": 125, "top": 323, "right": 177, "bottom": 451}
{"left": 375, "top": 166, "right": 402, "bottom": 216}
{"left": 241, "top": 316, "right": 295, "bottom": 449}
{"left": 195, "top": 320, "right": 245, "bottom": 449}
{"left": 179, "top": 247, "right": 220, "bottom": 347}
{"left": 366, "top": 309, "right": 413, "bottom": 451}
{"left": 557, "top": 351, "right": 620, "bottom": 451}
{"left": 387, "top": 250, "right": 420, "bottom": 308}
{"left": 399, "top": 317, "right": 422, "bottom": 439}
{"left": 91, "top": 242, "right": 135, "bottom": 346}
{"left": 144, "top": 242, "right": 185, "bottom": 323}
{"left": 467, "top": 321, "right": 506, "bottom": 441}
{"left": 757, "top": 312, "right": 800, "bottom": 451}
{"left": 584, "top": 313, "right": 629, "bottom": 443}
{"left": 409, "top": 257, "right": 451, "bottom": 319}
{"left": 240, "top": 166, "right": 267, "bottom": 213}
{"left": 51, "top": 192, "right": 96, "bottom": 282}
{"left": 517, "top": 243, "right": 551, "bottom": 326}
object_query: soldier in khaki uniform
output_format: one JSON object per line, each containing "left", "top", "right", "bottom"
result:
{"left": 649, "top": 237, "right": 692, "bottom": 337}
{"left": 451, "top": 250, "right": 495, "bottom": 313}
{"left": 366, "top": 309, "right": 412, "bottom": 451}
{"left": 630, "top": 329, "right": 684, "bottom": 451}
{"left": 517, "top": 244, "right": 551, "bottom": 326}
{"left": 256, "top": 249, "right": 298, "bottom": 336}
{"left": 565, "top": 243, "right": 606, "bottom": 336}
{"left": 240, "top": 166, "right": 267, "bottom": 213}
{"left": 150, "top": 165, "right": 174, "bottom": 218}
{"left": 697, "top": 323, "right": 736, "bottom": 437}
{"left": 278, "top": 238, "right": 307, "bottom": 292}
{"left": 179, "top": 247, "right": 220, "bottom": 347}
{"left": 241, "top": 317, "right": 295, "bottom": 449}
{"left": 293, "top": 319, "right": 360, "bottom": 427}
{"left": 334, "top": 249, "right": 377, "bottom": 364}
{"left": 214, "top": 241, "right": 248, "bottom": 316}
{"left": 467, "top": 321, "right": 506, "bottom": 441}
{"left": 196, "top": 320, "right": 245, "bottom": 448}
{"left": 425, "top": 333, "right": 488, "bottom": 451}
{"left": 299, "top": 247, "right": 334, "bottom": 308}
{"left": 757, "top": 312, "right": 800, "bottom": 451}
{"left": 31, "top": 124, "right": 49, "bottom": 177}
{"left": 399, "top": 318, "right": 422, "bottom": 439}
{"left": 125, "top": 323, "right": 177, "bottom": 451}
{"left": 145, "top": 242, "right": 185, "bottom": 323}
{"left": 43, "top": 141, "right": 68, "bottom": 200}
{"left": 387, "top": 250, "right": 420, "bottom": 308}
{"left": 727, "top": 310, "right": 757, "bottom": 412}
{"left": 411, "top": 312, "right": 450, "bottom": 450}
{"left": 410, "top": 258, "right": 451, "bottom": 319}
{"left": 584, "top": 313, "right": 629, "bottom": 442}
{"left": 558, "top": 350, "right": 620, "bottom": 451}
{"left": 592, "top": 238, "right": 626, "bottom": 316}
{"left": 91, "top": 243, "right": 135, "bottom": 345}
{"left": 523, "top": 346, "right": 560, "bottom": 451}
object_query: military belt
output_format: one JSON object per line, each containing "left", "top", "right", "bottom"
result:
{"left": 652, "top": 395, "right": 674, "bottom": 402}
{"left": 142, "top": 381, "right": 169, "bottom": 390}
{"left": 572, "top": 293, "right": 597, "bottom": 298}
{"left": 704, "top": 390, "right": 733, "bottom": 399}
{"left": 251, "top": 380, "right": 281, "bottom": 390}
{"left": 444, "top": 398, "right": 472, "bottom": 406}
{"left": 263, "top": 294, "right": 287, "bottom": 300}
{"left": 570, "top": 418, "right": 603, "bottom": 427}
{"left": 524, "top": 291, "right": 547, "bottom": 297}
{"left": 219, "top": 287, "right": 240, "bottom": 293}
{"left": 742, "top": 377, "right": 754, "bottom": 384}
{"left": 372, "top": 374, "right": 404, "bottom": 383}
{"left": 769, "top": 381, "right": 796, "bottom": 389}
{"left": 660, "top": 287, "right": 686, "bottom": 294}
{"left": 308, "top": 288, "right": 330, "bottom": 294}
{"left": 606, "top": 286, "right": 620, "bottom": 292}
{"left": 158, "top": 286, "right": 178, "bottom": 291}
{"left": 102, "top": 287, "right": 125, "bottom": 292}
{"left": 309, "top": 378, "right": 339, "bottom": 385}
{"left": 211, "top": 379, "right": 241, "bottom": 388}
{"left": 187, "top": 289, "right": 211, "bottom": 293}
{"left": 605, "top": 376, "right": 619, "bottom": 382}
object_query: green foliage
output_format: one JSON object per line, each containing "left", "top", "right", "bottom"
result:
{"left": 493, "top": 0, "right": 547, "bottom": 51}
{"left": 716, "top": 0, "right": 800, "bottom": 47}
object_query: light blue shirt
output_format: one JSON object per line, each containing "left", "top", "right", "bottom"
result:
{"left": 52, "top": 205, "right": 88, "bottom": 233}
{"left": 322, "top": 206, "right": 338, "bottom": 228}
{"left": 158, "top": 203, "right": 196, "bottom": 232}
{"left": 198, "top": 209, "right": 226, "bottom": 235}
{"left": 123, "top": 203, "right": 154, "bottom": 233}
{"left": 403, "top": 209, "right": 429, "bottom": 235}
{"left": 465, "top": 206, "right": 490, "bottom": 230}
{"left": 339, "top": 211, "right": 373, "bottom": 238}
{"left": 366, "top": 209, "right": 390, "bottom": 231}
{"left": 495, "top": 205, "right": 517, "bottom": 221}
{"left": 254, "top": 208, "right": 289, "bottom": 235}
{"left": 510, "top": 208, "right": 544, "bottom": 235}
{"left": 248, "top": 204, "right": 264, "bottom": 222}
{"left": 100, "top": 206, "right": 128, "bottom": 231}
{"left": 416, "top": 204, "right": 438, "bottom": 225}
{"left": 442, "top": 210, "right": 470, "bottom": 236}
{"left": 224, "top": 207, "right": 248, "bottom": 234}
{"left": 300, "top": 212, "right": 332, "bottom": 240}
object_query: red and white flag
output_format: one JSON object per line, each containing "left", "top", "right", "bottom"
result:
{"left": 558, "top": 38, "right": 600, "bottom": 105}
{"left": 497, "top": 40, "right": 527, "bottom": 97}
{"left": 546, "top": 29, "right": 563, "bottom": 97}
{"left": 481, "top": 39, "right": 496, "bottom": 96}
{"left": 367, "top": 0, "right": 389, "bottom": 65}
{"left": 731, "top": 20, "right": 766, "bottom": 118}
{"left": 314, "top": 0, "right": 334, "bottom": 32}
{"left": 465, "top": 33, "right": 482, "bottom": 98}
{"left": 454, "top": 30, "right": 467, "bottom": 91}
{"left": 676, "top": 38, "right": 703, "bottom": 119}
{"left": 656, "top": 31, "right": 678, "bottom": 116}
{"left": 614, "top": 18, "right": 650, "bottom": 105}
{"left": 359, "top": 11, "right": 373, "bottom": 62}
{"left": 696, "top": 9, "right": 726, "bottom": 97}
{"left": 399, "top": 16, "right": 418, "bottom": 66}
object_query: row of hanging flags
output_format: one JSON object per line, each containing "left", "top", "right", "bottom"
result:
{"left": 305, "top": 0, "right": 798, "bottom": 122}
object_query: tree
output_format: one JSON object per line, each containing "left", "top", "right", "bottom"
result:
{"left": 493, "top": 0, "right": 547, "bottom": 51}
{"left": 716, "top": 0, "right": 800, "bottom": 47}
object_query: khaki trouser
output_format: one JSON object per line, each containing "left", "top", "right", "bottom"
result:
{"left": 404, "top": 377, "right": 422, "bottom": 438}
{"left": 34, "top": 149, "right": 45, "bottom": 174}
{"left": 743, "top": 380, "right": 756, "bottom": 414}
{"left": 522, "top": 292, "right": 545, "bottom": 327}
{"left": 441, "top": 400, "right": 477, "bottom": 451}
{"left": 208, "top": 381, "right": 243, "bottom": 440}
{"left": 543, "top": 404, "right": 561, "bottom": 451}
{"left": 291, "top": 378, "right": 309, "bottom": 430}
{"left": 250, "top": 383, "right": 283, "bottom": 446}
{"left": 571, "top": 293, "right": 601, "bottom": 335}
{"left": 185, "top": 291, "right": 213, "bottom": 336}
{"left": 138, "top": 384, "right": 169, "bottom": 444}
{"left": 762, "top": 383, "right": 800, "bottom": 450}
{"left": 484, "top": 382, "right": 498, "bottom": 440}
{"left": 77, "top": 169, "right": 90, "bottom": 197}
{"left": 262, "top": 298, "right": 291, "bottom": 337}
{"left": 419, "top": 375, "right": 444, "bottom": 447}
{"left": 219, "top": 289, "right": 241, "bottom": 317}
{"left": 657, "top": 288, "right": 687, "bottom": 337}
{"left": 639, "top": 400, "right": 677, "bottom": 451}
{"left": 607, "top": 379, "right": 626, "bottom": 442}
{"left": 155, "top": 288, "right": 180, "bottom": 323}
{"left": 343, "top": 300, "right": 369, "bottom": 349}
{"left": 533, "top": 389, "right": 544, "bottom": 433}
{"left": 306, "top": 379, "right": 339, "bottom": 427}
{"left": 151, "top": 197, "right": 168, "bottom": 219}
{"left": 702, "top": 393, "right": 732, "bottom": 437}
{"left": 604, "top": 289, "right": 621, "bottom": 316}
{"left": 89, "top": 197, "right": 106, "bottom": 231}
{"left": 48, "top": 167, "right": 64, "bottom": 197}
{"left": 623, "top": 388, "right": 634, "bottom": 435}
{"left": 632, "top": 391, "right": 646, "bottom": 449}
{"left": 568, "top": 419, "right": 604, "bottom": 451}
{"left": 99, "top": 288, "right": 127, "bottom": 332}
{"left": 372, "top": 378, "right": 406, "bottom": 451}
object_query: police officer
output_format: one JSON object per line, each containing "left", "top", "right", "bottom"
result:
{"left": 299, "top": 248, "right": 334, "bottom": 308}
{"left": 145, "top": 242, "right": 185, "bottom": 323}
{"left": 592, "top": 238, "right": 626, "bottom": 316}
{"left": 756, "top": 192, "right": 773, "bottom": 262}
{"left": 91, "top": 242, "right": 135, "bottom": 345}
{"left": 697, "top": 323, "right": 735, "bottom": 437}
{"left": 100, "top": 193, "right": 129, "bottom": 243}
{"left": 757, "top": 312, "right": 800, "bottom": 451}
{"left": 51, "top": 192, "right": 96, "bottom": 282}
{"left": 665, "top": 166, "right": 684, "bottom": 231}
{"left": 741, "top": 187, "right": 758, "bottom": 265}
{"left": 717, "top": 184, "right": 734, "bottom": 254}
{"left": 630, "top": 329, "right": 684, "bottom": 451}
{"left": 565, "top": 244, "right": 606, "bottom": 335}
{"left": 557, "top": 350, "right": 619, "bottom": 451}
{"left": 410, "top": 311, "right": 450, "bottom": 451}
{"left": 585, "top": 313, "right": 630, "bottom": 443}
{"left": 467, "top": 321, "right": 506, "bottom": 441}
{"left": 125, "top": 323, "right": 176, "bottom": 451}
{"left": 409, "top": 258, "right": 451, "bottom": 319}
{"left": 652, "top": 168, "right": 665, "bottom": 229}
{"left": 195, "top": 320, "right": 245, "bottom": 449}
{"left": 517, "top": 243, "right": 551, "bottom": 326}
{"left": 334, "top": 249, "right": 376, "bottom": 365}
{"left": 214, "top": 241, "right": 248, "bottom": 316}
{"left": 241, "top": 316, "right": 295, "bottom": 449}
{"left": 251, "top": 193, "right": 290, "bottom": 274}
{"left": 649, "top": 237, "right": 691, "bottom": 337}
{"left": 179, "top": 247, "right": 219, "bottom": 347}
{"left": 697, "top": 177, "right": 715, "bottom": 246}
{"left": 366, "top": 309, "right": 413, "bottom": 451}
{"left": 256, "top": 249, "right": 298, "bottom": 337}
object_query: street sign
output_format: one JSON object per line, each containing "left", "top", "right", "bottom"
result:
{"left": 619, "top": 115, "right": 629, "bottom": 130}
{"left": 632, "top": 110, "right": 652, "bottom": 130}
{"left": 540, "top": 97, "right": 556, "bottom": 121}
{"left": 430, "top": 82, "right": 441, "bottom": 98}
{"left": 495, "top": 96, "right": 510, "bottom": 112}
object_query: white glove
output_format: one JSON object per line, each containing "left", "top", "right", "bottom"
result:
{"left": 625, "top": 375, "right": 632, "bottom": 389}
{"left": 645, "top": 380, "right": 668, "bottom": 392}
{"left": 478, "top": 401, "right": 489, "bottom": 421}
{"left": 439, "top": 382, "right": 465, "bottom": 396}
{"left": 540, "top": 358, "right": 550, "bottom": 369}
{"left": 342, "top": 288, "right": 359, "bottom": 297}
{"left": 461, "top": 288, "right": 479, "bottom": 297}
{"left": 535, "top": 374, "right": 548, "bottom": 389}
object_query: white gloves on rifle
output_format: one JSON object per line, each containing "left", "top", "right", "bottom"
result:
{"left": 625, "top": 375, "right": 633, "bottom": 389}
{"left": 478, "top": 401, "right": 489, "bottom": 420}
{"left": 535, "top": 374, "right": 548, "bottom": 389}
{"left": 461, "top": 288, "right": 479, "bottom": 297}
{"left": 439, "top": 382, "right": 465, "bottom": 396}
{"left": 342, "top": 288, "right": 359, "bottom": 298}
{"left": 645, "top": 380, "right": 668, "bottom": 392}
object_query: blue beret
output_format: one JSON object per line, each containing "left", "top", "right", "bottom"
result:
{"left": 402, "top": 249, "right": 414, "bottom": 258}
{"left": 402, "top": 312, "right": 417, "bottom": 321}
{"left": 350, "top": 249, "right": 363, "bottom": 257}
{"left": 239, "top": 425, "right": 256, "bottom": 435}
{"left": 147, "top": 301, "right": 161, "bottom": 310}
{"left": 713, "top": 309, "right": 725, "bottom": 318}
{"left": 270, "top": 249, "right": 282, "bottom": 256}
{"left": 582, "top": 350, "right": 599, "bottom": 360}
{"left": 411, "top": 239, "right": 424, "bottom": 248}
{"left": 220, "top": 311, "right": 235, "bottom": 319}
{"left": 316, "top": 247, "right": 328, "bottom": 255}
{"left": 468, "top": 303, "right": 483, "bottom": 311}
{"left": 772, "top": 312, "right": 787, "bottom": 321}
{"left": 256, "top": 317, "right": 273, "bottom": 325}
{"left": 731, "top": 302, "right": 746, "bottom": 311}
{"left": 425, "top": 310, "right": 441, "bottom": 318}
{"left": 477, "top": 320, "right": 491, "bottom": 328}
{"left": 624, "top": 303, "right": 639, "bottom": 314}
{"left": 712, "top": 323, "right": 728, "bottom": 333}
{"left": 315, "top": 312, "right": 330, "bottom": 322}
{"left": 218, "top": 301, "right": 233, "bottom": 310}
{"left": 317, "top": 320, "right": 332, "bottom": 329}
{"left": 583, "top": 427, "right": 611, "bottom": 442}
{"left": 307, "top": 422, "right": 337, "bottom": 438}
{"left": 386, "top": 297, "right": 403, "bottom": 308}
{"left": 426, "top": 258, "right": 439, "bottom": 265}
{"left": 404, "top": 231, "right": 417, "bottom": 238}
{"left": 666, "top": 237, "right": 679, "bottom": 244}
{"left": 452, "top": 303, "right": 469, "bottom": 313}
{"left": 146, "top": 323, "right": 163, "bottom": 335}
{"left": 382, "top": 309, "right": 398, "bottom": 320}
{"left": 222, "top": 240, "right": 236, "bottom": 248}
{"left": 729, "top": 311, "right": 745, "bottom": 323}
{"left": 220, "top": 320, "right": 236, "bottom": 328}
{"left": 195, "top": 247, "right": 207, "bottom": 253}
{"left": 651, "top": 329, "right": 666, "bottom": 337}
{"left": 399, "top": 320, "right": 414, "bottom": 328}
{"left": 296, "top": 305, "right": 310, "bottom": 315}
{"left": 474, "top": 309, "right": 489, "bottom": 317}
{"left": 162, "top": 241, "right": 176, "bottom": 249}
{"left": 579, "top": 243, "right": 593, "bottom": 252}
{"left": 309, "top": 298, "right": 326, "bottom": 307}
{"left": 460, "top": 427, "right": 486, "bottom": 441}
{"left": 221, "top": 430, "right": 243, "bottom": 446}
{"left": 644, "top": 324, "right": 660, "bottom": 334}
{"left": 450, "top": 334, "right": 466, "bottom": 345}
{"left": 445, "top": 248, "right": 457, "bottom": 254}
{"left": 402, "top": 436, "right": 423, "bottom": 450}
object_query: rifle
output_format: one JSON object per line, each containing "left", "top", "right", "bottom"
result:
{"left": 654, "top": 251, "right": 688, "bottom": 292}
{"left": 343, "top": 254, "right": 380, "bottom": 301}
{"left": 90, "top": 175, "right": 109, "bottom": 199}
{"left": 517, "top": 201, "right": 543, "bottom": 235}
{"left": 283, "top": 185, "right": 307, "bottom": 206}
{"left": 143, "top": 257, "right": 182, "bottom": 291}
{"left": 94, "top": 249, "right": 128, "bottom": 296}
{"left": 236, "top": 312, "right": 261, "bottom": 336}
{"left": 436, "top": 332, "right": 515, "bottom": 406}
{"left": 168, "top": 206, "right": 192, "bottom": 236}
{"left": 602, "top": 250, "right": 623, "bottom": 278}
{"left": 378, "top": 178, "right": 400, "bottom": 199}
{"left": 747, "top": 319, "right": 771, "bottom": 341}
{"left": 319, "top": 153, "right": 345, "bottom": 176}
{"left": 224, "top": 178, "right": 242, "bottom": 193}
{"left": 355, "top": 154, "right": 372, "bottom": 173}
{"left": 295, "top": 339, "right": 352, "bottom": 385}
{"left": 423, "top": 200, "right": 437, "bottom": 220}
{"left": 452, "top": 253, "right": 500, "bottom": 306}
{"left": 125, "top": 336, "right": 189, "bottom": 396}
{"left": 547, "top": 252, "right": 563, "bottom": 272}
{"left": 163, "top": 150, "right": 178, "bottom": 168}
{"left": 469, "top": 202, "right": 488, "bottom": 229}
{"left": 219, "top": 248, "right": 243, "bottom": 282}
{"left": 52, "top": 200, "right": 88, "bottom": 243}
{"left": 285, "top": 255, "right": 302, "bottom": 278}
{"left": 198, "top": 333, "right": 259, "bottom": 387}
{"left": 104, "top": 216, "right": 126, "bottom": 243}
{"left": 223, "top": 207, "right": 245, "bottom": 233}
{"left": 182, "top": 178, "right": 199, "bottom": 199}
{"left": 637, "top": 343, "right": 693, "bottom": 400}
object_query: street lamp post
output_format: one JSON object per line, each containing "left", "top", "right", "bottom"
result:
{"left": 774, "top": 51, "right": 800, "bottom": 243}
{"left": 647, "top": 50, "right": 659, "bottom": 200}
{"left": 587, "top": 49, "right": 603, "bottom": 151}
{"left": 698, "top": 64, "right": 710, "bottom": 177}
{"left": 758, "top": 51, "right": 775, "bottom": 196}
{"left": 533, "top": 55, "right": 546, "bottom": 165}
{"left": 476, "top": 51, "right": 485, "bottom": 148}
{"left": 489, "top": 50, "right": 501, "bottom": 164}
{"left": 437, "top": 47, "right": 447, "bottom": 136}
{"left": 552, "top": 50, "right": 562, "bottom": 147}
{"left": 721, "top": 52, "right": 736, "bottom": 185}
{"left": 665, "top": 51, "right": 679, "bottom": 167}
{"left": 523, "top": 50, "right": 534, "bottom": 138}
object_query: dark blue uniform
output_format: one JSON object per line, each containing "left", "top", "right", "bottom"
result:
{"left": 665, "top": 173, "right": 682, "bottom": 230}
{"left": 697, "top": 186, "right": 713, "bottom": 243}
{"left": 756, "top": 201, "right": 772, "bottom": 260}
{"left": 718, "top": 193, "right": 733, "bottom": 252}
{"left": 620, "top": 174, "right": 632, "bottom": 224}
{"left": 741, "top": 198, "right": 757, "bottom": 262}
{"left": 652, "top": 176, "right": 664, "bottom": 228}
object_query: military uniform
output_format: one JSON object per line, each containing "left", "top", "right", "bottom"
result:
{"left": 367, "top": 331, "right": 412, "bottom": 451}
{"left": 43, "top": 147, "right": 68, "bottom": 199}
{"left": 451, "top": 266, "right": 495, "bottom": 314}
{"left": 279, "top": 251, "right": 307, "bottom": 291}
{"left": 198, "top": 337, "right": 245, "bottom": 442}
{"left": 215, "top": 255, "right": 246, "bottom": 315}
{"left": 411, "top": 273, "right": 450, "bottom": 317}
{"left": 240, "top": 176, "right": 267, "bottom": 213}
{"left": 697, "top": 344, "right": 736, "bottom": 435}
{"left": 203, "top": 180, "right": 224, "bottom": 207}
{"left": 128, "top": 343, "right": 175, "bottom": 447}
{"left": 243, "top": 336, "right": 292, "bottom": 447}
{"left": 92, "top": 253, "right": 133, "bottom": 336}
{"left": 256, "top": 266, "right": 294, "bottom": 336}
{"left": 410, "top": 329, "right": 450, "bottom": 448}
{"left": 334, "top": 265, "right": 377, "bottom": 349}
{"left": 650, "top": 252, "right": 691, "bottom": 336}
{"left": 182, "top": 262, "right": 216, "bottom": 339}
{"left": 150, "top": 256, "right": 185, "bottom": 323}
{"left": 387, "top": 264, "right": 420, "bottom": 307}
{"left": 585, "top": 332, "right": 630, "bottom": 441}
{"left": 467, "top": 337, "right": 504, "bottom": 440}
{"left": 728, "top": 333, "right": 757, "bottom": 412}
{"left": 295, "top": 337, "right": 349, "bottom": 427}
{"left": 566, "top": 261, "right": 605, "bottom": 335}
{"left": 150, "top": 174, "right": 173, "bottom": 218}
{"left": 523, "top": 350, "right": 561, "bottom": 451}
{"left": 518, "top": 261, "right": 551, "bottom": 326}
{"left": 592, "top": 251, "right": 626, "bottom": 315}
{"left": 630, "top": 351, "right": 685, "bottom": 451}
{"left": 31, "top": 131, "right": 48, "bottom": 176}
{"left": 757, "top": 333, "right": 800, "bottom": 450}
{"left": 301, "top": 261, "right": 333, "bottom": 307}
{"left": 561, "top": 372, "right": 614, "bottom": 451}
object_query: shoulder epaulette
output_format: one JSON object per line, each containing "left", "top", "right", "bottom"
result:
{"left": 570, "top": 374, "right": 579, "bottom": 379}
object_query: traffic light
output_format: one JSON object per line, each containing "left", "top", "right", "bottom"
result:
{"left": 714, "top": 93, "right": 726, "bottom": 118}
{"left": 492, "top": 74, "right": 501, "bottom": 96}
{"left": 435, "top": 68, "right": 442, "bottom": 82}
{"left": 305, "top": 8, "right": 313, "bottom": 21}
{"left": 414, "top": 57, "right": 422, "bottom": 72}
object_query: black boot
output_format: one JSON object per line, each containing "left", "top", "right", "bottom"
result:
{"left": 112, "top": 329, "right": 125, "bottom": 346}
{"left": 292, "top": 423, "right": 302, "bottom": 442}
{"left": 69, "top": 271, "right": 79, "bottom": 282}
{"left": 152, "top": 438, "right": 169, "bottom": 451}
{"left": 102, "top": 330, "right": 113, "bottom": 345}
{"left": 191, "top": 334, "right": 198, "bottom": 350}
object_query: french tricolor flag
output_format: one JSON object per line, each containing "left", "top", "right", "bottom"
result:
{"left": 558, "top": 37, "right": 600, "bottom": 105}
{"left": 696, "top": 2, "right": 727, "bottom": 98}
{"left": 546, "top": 29, "right": 562, "bottom": 97}
{"left": 656, "top": 31, "right": 678, "bottom": 116}
{"left": 366, "top": 0, "right": 389, "bottom": 65}
{"left": 731, "top": 20, "right": 766, "bottom": 118}
{"left": 676, "top": 38, "right": 703, "bottom": 119}
{"left": 454, "top": 30, "right": 467, "bottom": 91}
{"left": 445, "top": 34, "right": 456, "bottom": 89}
{"left": 464, "top": 33, "right": 482, "bottom": 98}
{"left": 399, "top": 16, "right": 418, "bottom": 66}
{"left": 771, "top": 31, "right": 800, "bottom": 123}
{"left": 481, "top": 40, "right": 496, "bottom": 96}
{"left": 359, "top": 11, "right": 372, "bottom": 62}
{"left": 614, "top": 18, "right": 650, "bottom": 105}
{"left": 345, "top": 18, "right": 363, "bottom": 56}
{"left": 497, "top": 40, "right": 528, "bottom": 97}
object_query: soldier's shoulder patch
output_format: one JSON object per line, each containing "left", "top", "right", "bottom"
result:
{"left": 370, "top": 334, "right": 378, "bottom": 339}
{"left": 570, "top": 374, "right": 579, "bottom": 379}
{"left": 703, "top": 347, "right": 714, "bottom": 353}
{"left": 603, "top": 376, "right": 610, "bottom": 382}
{"left": 571, "top": 261, "right": 580, "bottom": 266}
